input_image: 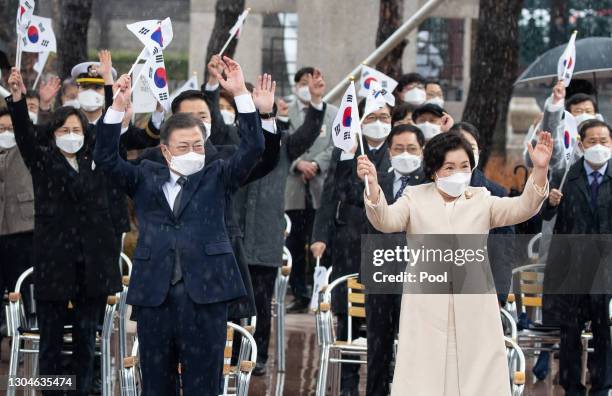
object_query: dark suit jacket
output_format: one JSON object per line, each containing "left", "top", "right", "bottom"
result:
{"left": 470, "top": 169, "right": 515, "bottom": 303}
{"left": 542, "top": 158, "right": 612, "bottom": 324}
{"left": 7, "top": 96, "right": 121, "bottom": 301}
{"left": 93, "top": 110, "right": 265, "bottom": 307}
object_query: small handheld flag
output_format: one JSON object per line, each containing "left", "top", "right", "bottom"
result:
{"left": 218, "top": 8, "right": 250, "bottom": 56}
{"left": 558, "top": 110, "right": 579, "bottom": 190}
{"left": 21, "top": 15, "right": 56, "bottom": 53}
{"left": 144, "top": 47, "right": 171, "bottom": 111}
{"left": 15, "top": 0, "right": 35, "bottom": 69}
{"left": 557, "top": 31, "right": 577, "bottom": 87}
{"left": 363, "top": 80, "right": 395, "bottom": 118}
{"left": 127, "top": 17, "right": 174, "bottom": 51}
{"left": 358, "top": 65, "right": 398, "bottom": 98}
{"left": 32, "top": 50, "right": 50, "bottom": 89}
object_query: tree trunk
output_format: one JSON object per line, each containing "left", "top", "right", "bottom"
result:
{"left": 462, "top": 0, "right": 522, "bottom": 169}
{"left": 204, "top": 0, "right": 245, "bottom": 80}
{"left": 375, "top": 0, "right": 406, "bottom": 77}
{"left": 57, "top": 0, "right": 93, "bottom": 79}
{"left": 548, "top": 0, "right": 568, "bottom": 49}
{"left": 0, "top": 0, "right": 18, "bottom": 76}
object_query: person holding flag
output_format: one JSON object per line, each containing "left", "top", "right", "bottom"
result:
{"left": 310, "top": 87, "right": 394, "bottom": 395}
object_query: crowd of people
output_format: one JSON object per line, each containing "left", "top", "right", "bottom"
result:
{"left": 0, "top": 43, "right": 610, "bottom": 396}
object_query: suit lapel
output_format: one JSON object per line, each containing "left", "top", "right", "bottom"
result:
{"left": 152, "top": 166, "right": 174, "bottom": 217}
{"left": 288, "top": 101, "right": 303, "bottom": 130}
{"left": 379, "top": 170, "right": 395, "bottom": 202}
{"left": 174, "top": 168, "right": 205, "bottom": 218}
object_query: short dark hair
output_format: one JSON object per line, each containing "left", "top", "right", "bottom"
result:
{"left": 391, "top": 102, "right": 417, "bottom": 126}
{"left": 411, "top": 103, "right": 445, "bottom": 122}
{"left": 171, "top": 90, "right": 211, "bottom": 114}
{"left": 449, "top": 121, "right": 480, "bottom": 147}
{"left": 219, "top": 88, "right": 238, "bottom": 114}
{"left": 423, "top": 132, "right": 475, "bottom": 180}
{"left": 0, "top": 107, "right": 10, "bottom": 118}
{"left": 47, "top": 106, "right": 89, "bottom": 150}
{"left": 425, "top": 80, "right": 441, "bottom": 89}
{"left": 386, "top": 124, "right": 425, "bottom": 148}
{"left": 25, "top": 90, "right": 40, "bottom": 101}
{"left": 565, "top": 93, "right": 598, "bottom": 113}
{"left": 160, "top": 113, "right": 206, "bottom": 144}
{"left": 294, "top": 67, "right": 314, "bottom": 83}
{"left": 395, "top": 72, "right": 426, "bottom": 94}
{"left": 578, "top": 119, "right": 611, "bottom": 141}
{"left": 358, "top": 98, "right": 391, "bottom": 119}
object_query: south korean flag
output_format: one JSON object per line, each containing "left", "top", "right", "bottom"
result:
{"left": 144, "top": 47, "right": 170, "bottom": 111}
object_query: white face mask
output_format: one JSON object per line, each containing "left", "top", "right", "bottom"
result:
{"left": 55, "top": 132, "right": 84, "bottom": 154}
{"left": 0, "top": 131, "right": 17, "bottom": 149}
{"left": 78, "top": 89, "right": 104, "bottom": 112}
{"left": 583, "top": 144, "right": 611, "bottom": 166}
{"left": 169, "top": 151, "right": 205, "bottom": 176}
{"left": 29, "top": 111, "right": 38, "bottom": 125}
{"left": 203, "top": 122, "right": 212, "bottom": 140}
{"left": 391, "top": 152, "right": 422, "bottom": 175}
{"left": 63, "top": 99, "right": 81, "bottom": 109}
{"left": 473, "top": 153, "right": 480, "bottom": 168}
{"left": 436, "top": 171, "right": 472, "bottom": 198}
{"left": 362, "top": 120, "right": 392, "bottom": 142}
{"left": 425, "top": 97, "right": 445, "bottom": 108}
{"left": 574, "top": 113, "right": 596, "bottom": 126}
{"left": 402, "top": 87, "right": 426, "bottom": 106}
{"left": 415, "top": 122, "right": 441, "bottom": 140}
{"left": 296, "top": 85, "right": 311, "bottom": 103}
{"left": 220, "top": 109, "right": 235, "bottom": 126}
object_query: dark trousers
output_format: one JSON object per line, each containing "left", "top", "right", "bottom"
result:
{"left": 0, "top": 232, "right": 34, "bottom": 315}
{"left": 136, "top": 281, "right": 228, "bottom": 396}
{"left": 336, "top": 314, "right": 364, "bottom": 392}
{"left": 37, "top": 291, "right": 106, "bottom": 395}
{"left": 559, "top": 295, "right": 612, "bottom": 396}
{"left": 249, "top": 265, "right": 278, "bottom": 363}
{"left": 365, "top": 293, "right": 401, "bottom": 396}
{"left": 286, "top": 208, "right": 315, "bottom": 301}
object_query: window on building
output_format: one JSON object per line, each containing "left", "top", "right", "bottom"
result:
{"left": 262, "top": 13, "right": 298, "bottom": 98}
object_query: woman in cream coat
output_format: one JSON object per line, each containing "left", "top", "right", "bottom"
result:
{"left": 356, "top": 131, "right": 552, "bottom": 396}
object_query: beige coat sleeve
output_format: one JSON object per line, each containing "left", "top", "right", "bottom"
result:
{"left": 489, "top": 175, "right": 548, "bottom": 229}
{"left": 364, "top": 185, "right": 411, "bottom": 233}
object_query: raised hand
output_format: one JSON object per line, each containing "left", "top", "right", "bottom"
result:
{"left": 308, "top": 68, "right": 325, "bottom": 105}
{"left": 8, "top": 67, "right": 26, "bottom": 102}
{"left": 357, "top": 154, "right": 379, "bottom": 201}
{"left": 552, "top": 80, "right": 566, "bottom": 105}
{"left": 112, "top": 73, "right": 131, "bottom": 96}
{"left": 527, "top": 131, "right": 553, "bottom": 169}
{"left": 112, "top": 75, "right": 131, "bottom": 113}
{"left": 207, "top": 54, "right": 224, "bottom": 86}
{"left": 252, "top": 73, "right": 275, "bottom": 113}
{"left": 39, "top": 75, "right": 61, "bottom": 110}
{"left": 209, "top": 56, "right": 248, "bottom": 97}
{"left": 98, "top": 50, "right": 114, "bottom": 85}
{"left": 122, "top": 100, "right": 133, "bottom": 129}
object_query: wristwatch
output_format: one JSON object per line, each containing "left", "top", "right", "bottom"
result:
{"left": 259, "top": 112, "right": 276, "bottom": 120}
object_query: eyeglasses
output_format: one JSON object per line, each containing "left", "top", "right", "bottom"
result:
{"left": 170, "top": 142, "right": 205, "bottom": 155}
{"left": 55, "top": 127, "right": 83, "bottom": 136}
{"left": 364, "top": 114, "right": 392, "bottom": 123}
{"left": 0, "top": 127, "right": 14, "bottom": 133}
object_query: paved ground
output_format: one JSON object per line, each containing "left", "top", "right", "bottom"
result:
{"left": 0, "top": 311, "right": 568, "bottom": 395}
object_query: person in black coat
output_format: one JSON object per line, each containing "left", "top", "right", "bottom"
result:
{"left": 542, "top": 119, "right": 612, "bottom": 396}
{"left": 7, "top": 68, "right": 122, "bottom": 396}
{"left": 365, "top": 124, "right": 427, "bottom": 396}
{"left": 310, "top": 101, "right": 393, "bottom": 395}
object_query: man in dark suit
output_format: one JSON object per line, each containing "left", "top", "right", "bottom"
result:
{"left": 542, "top": 119, "right": 612, "bottom": 396}
{"left": 311, "top": 101, "right": 392, "bottom": 395}
{"left": 93, "top": 57, "right": 268, "bottom": 396}
{"left": 365, "top": 124, "right": 426, "bottom": 396}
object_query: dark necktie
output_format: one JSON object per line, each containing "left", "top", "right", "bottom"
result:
{"left": 589, "top": 171, "right": 601, "bottom": 209}
{"left": 395, "top": 175, "right": 411, "bottom": 200}
{"left": 171, "top": 176, "right": 187, "bottom": 285}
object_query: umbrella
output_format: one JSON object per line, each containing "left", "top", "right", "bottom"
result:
{"left": 515, "top": 37, "right": 612, "bottom": 85}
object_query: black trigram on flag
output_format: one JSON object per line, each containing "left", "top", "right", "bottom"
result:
{"left": 159, "top": 92, "right": 168, "bottom": 101}
{"left": 139, "top": 27, "right": 150, "bottom": 35}
{"left": 346, "top": 94, "right": 353, "bottom": 103}
{"left": 38, "top": 22, "right": 45, "bottom": 33}
{"left": 343, "top": 131, "right": 351, "bottom": 140}
{"left": 41, "top": 40, "right": 49, "bottom": 47}
{"left": 334, "top": 124, "right": 341, "bottom": 137}
{"left": 155, "top": 54, "right": 164, "bottom": 63}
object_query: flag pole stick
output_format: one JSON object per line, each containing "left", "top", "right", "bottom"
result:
{"left": 32, "top": 71, "right": 42, "bottom": 90}
{"left": 218, "top": 34, "right": 235, "bottom": 57}
{"left": 15, "top": 34, "right": 22, "bottom": 70}
{"left": 358, "top": 112, "right": 371, "bottom": 196}
{"left": 114, "top": 48, "right": 147, "bottom": 100}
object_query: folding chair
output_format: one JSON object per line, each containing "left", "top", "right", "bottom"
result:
{"left": 6, "top": 267, "right": 118, "bottom": 396}
{"left": 315, "top": 273, "right": 366, "bottom": 396}
{"left": 118, "top": 252, "right": 133, "bottom": 366}
{"left": 272, "top": 246, "right": 292, "bottom": 372}
{"left": 120, "top": 337, "right": 140, "bottom": 396}
{"left": 505, "top": 336, "right": 527, "bottom": 396}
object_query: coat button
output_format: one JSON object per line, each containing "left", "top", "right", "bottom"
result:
{"left": 174, "top": 224, "right": 181, "bottom": 230}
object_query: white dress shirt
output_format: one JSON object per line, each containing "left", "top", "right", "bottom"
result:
{"left": 162, "top": 171, "right": 183, "bottom": 209}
